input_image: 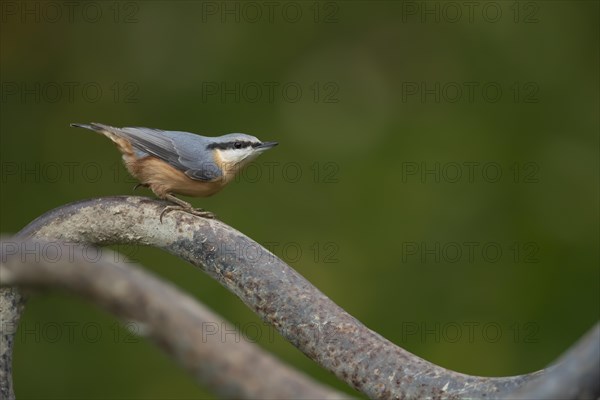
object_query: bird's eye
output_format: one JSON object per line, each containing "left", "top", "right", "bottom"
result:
{"left": 234, "top": 142, "right": 243, "bottom": 149}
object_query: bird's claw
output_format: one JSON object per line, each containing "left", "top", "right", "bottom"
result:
{"left": 133, "top": 183, "right": 148, "bottom": 191}
{"left": 159, "top": 205, "right": 216, "bottom": 223}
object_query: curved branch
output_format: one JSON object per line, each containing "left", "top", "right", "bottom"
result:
{"left": 504, "top": 323, "right": 599, "bottom": 400}
{"left": 0, "top": 287, "right": 24, "bottom": 400}
{"left": 0, "top": 238, "right": 349, "bottom": 399}
{"left": 3, "top": 196, "right": 599, "bottom": 399}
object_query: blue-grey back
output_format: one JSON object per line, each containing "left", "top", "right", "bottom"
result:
{"left": 113, "top": 125, "right": 222, "bottom": 182}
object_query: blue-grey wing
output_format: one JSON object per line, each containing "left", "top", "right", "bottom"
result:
{"left": 91, "top": 123, "right": 222, "bottom": 182}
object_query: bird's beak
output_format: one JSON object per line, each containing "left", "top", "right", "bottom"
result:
{"left": 256, "top": 141, "right": 278, "bottom": 150}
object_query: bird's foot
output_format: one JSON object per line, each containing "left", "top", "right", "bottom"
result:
{"left": 159, "top": 205, "right": 216, "bottom": 223}
{"left": 159, "top": 193, "right": 216, "bottom": 223}
{"left": 133, "top": 183, "right": 149, "bottom": 191}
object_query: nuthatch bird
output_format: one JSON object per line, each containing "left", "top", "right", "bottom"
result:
{"left": 71, "top": 122, "right": 278, "bottom": 221}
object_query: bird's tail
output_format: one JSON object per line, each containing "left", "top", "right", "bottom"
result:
{"left": 70, "top": 122, "right": 93, "bottom": 130}
{"left": 70, "top": 122, "right": 116, "bottom": 132}
{"left": 70, "top": 122, "right": 135, "bottom": 158}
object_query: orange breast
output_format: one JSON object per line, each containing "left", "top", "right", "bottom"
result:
{"left": 126, "top": 156, "right": 227, "bottom": 198}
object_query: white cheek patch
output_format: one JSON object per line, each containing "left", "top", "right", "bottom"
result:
{"left": 218, "top": 149, "right": 256, "bottom": 169}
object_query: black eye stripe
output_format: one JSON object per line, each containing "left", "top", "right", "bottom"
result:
{"left": 206, "top": 141, "right": 256, "bottom": 150}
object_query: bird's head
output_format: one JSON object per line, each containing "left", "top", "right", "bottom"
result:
{"left": 207, "top": 133, "right": 278, "bottom": 177}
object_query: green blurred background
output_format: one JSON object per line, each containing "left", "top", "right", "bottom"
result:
{"left": 1, "top": 1, "right": 598, "bottom": 398}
